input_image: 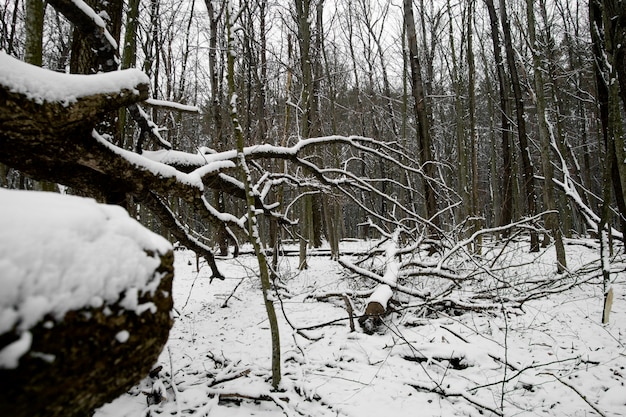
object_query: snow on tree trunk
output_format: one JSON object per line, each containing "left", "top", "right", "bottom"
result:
{"left": 0, "top": 189, "right": 174, "bottom": 417}
{"left": 359, "top": 229, "right": 400, "bottom": 334}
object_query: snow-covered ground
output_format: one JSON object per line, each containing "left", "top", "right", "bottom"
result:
{"left": 96, "top": 239, "right": 626, "bottom": 416}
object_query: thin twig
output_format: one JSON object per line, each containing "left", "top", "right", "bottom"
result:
{"left": 207, "top": 369, "right": 251, "bottom": 387}
{"left": 182, "top": 268, "right": 202, "bottom": 311}
{"left": 468, "top": 357, "right": 579, "bottom": 392}
{"left": 408, "top": 381, "right": 503, "bottom": 416}
{"left": 221, "top": 278, "right": 246, "bottom": 308}
{"left": 541, "top": 373, "right": 607, "bottom": 417}
{"left": 168, "top": 347, "right": 182, "bottom": 417}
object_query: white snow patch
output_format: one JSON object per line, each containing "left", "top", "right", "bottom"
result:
{"left": 368, "top": 284, "right": 393, "bottom": 306}
{"left": 0, "top": 52, "right": 147, "bottom": 105}
{"left": 0, "top": 331, "right": 32, "bottom": 369}
{"left": 115, "top": 330, "right": 130, "bottom": 343}
{"left": 0, "top": 189, "right": 172, "bottom": 344}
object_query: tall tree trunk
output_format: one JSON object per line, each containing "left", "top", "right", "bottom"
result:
{"left": 295, "top": 0, "right": 324, "bottom": 266}
{"left": 69, "top": 0, "right": 123, "bottom": 143}
{"left": 25, "top": 0, "right": 44, "bottom": 66}
{"left": 447, "top": 0, "right": 468, "bottom": 225}
{"left": 484, "top": 0, "right": 513, "bottom": 234}
{"left": 542, "top": 0, "right": 573, "bottom": 237}
{"left": 226, "top": 4, "right": 281, "bottom": 387}
{"left": 467, "top": 0, "right": 481, "bottom": 254}
{"left": 118, "top": 0, "right": 140, "bottom": 149}
{"left": 68, "top": 0, "right": 124, "bottom": 205}
{"left": 590, "top": 0, "right": 626, "bottom": 240}
{"left": 320, "top": 3, "right": 340, "bottom": 259}
{"left": 605, "top": 0, "right": 626, "bottom": 111}
{"left": 295, "top": 0, "right": 311, "bottom": 269}
{"left": 499, "top": 0, "right": 539, "bottom": 252}
{"left": 403, "top": 0, "right": 439, "bottom": 232}
{"left": 24, "top": 0, "right": 58, "bottom": 193}
{"left": 601, "top": 0, "right": 626, "bottom": 238}
{"left": 204, "top": 0, "right": 229, "bottom": 256}
{"left": 527, "top": 0, "right": 567, "bottom": 272}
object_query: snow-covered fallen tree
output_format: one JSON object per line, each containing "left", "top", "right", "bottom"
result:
{"left": 0, "top": 189, "right": 174, "bottom": 417}
{"left": 358, "top": 229, "right": 400, "bottom": 334}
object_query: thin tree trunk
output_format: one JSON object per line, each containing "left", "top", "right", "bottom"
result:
{"left": 119, "top": 0, "right": 140, "bottom": 149}
{"left": 226, "top": 3, "right": 281, "bottom": 388}
{"left": 204, "top": 0, "right": 230, "bottom": 256}
{"left": 24, "top": 0, "right": 58, "bottom": 193}
{"left": 25, "top": 0, "right": 44, "bottom": 66}
{"left": 447, "top": 0, "right": 468, "bottom": 225}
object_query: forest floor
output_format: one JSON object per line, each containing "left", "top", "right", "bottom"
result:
{"left": 95, "top": 238, "right": 626, "bottom": 417}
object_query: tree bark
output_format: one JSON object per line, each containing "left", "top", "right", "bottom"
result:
{"left": 484, "top": 0, "right": 513, "bottom": 234}
{"left": 527, "top": 0, "right": 567, "bottom": 272}
{"left": 24, "top": 0, "right": 44, "bottom": 67}
{"left": 590, "top": 0, "right": 626, "bottom": 240}
{"left": 467, "top": 0, "right": 481, "bottom": 254}
{"left": 403, "top": 0, "right": 439, "bottom": 232}
{"left": 499, "top": 0, "right": 539, "bottom": 251}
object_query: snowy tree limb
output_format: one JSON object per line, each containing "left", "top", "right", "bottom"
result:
{"left": 47, "top": 0, "right": 119, "bottom": 72}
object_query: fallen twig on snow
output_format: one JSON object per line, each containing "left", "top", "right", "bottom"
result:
{"left": 541, "top": 372, "right": 608, "bottom": 417}
{"left": 407, "top": 380, "right": 503, "bottom": 416}
{"left": 207, "top": 369, "right": 251, "bottom": 387}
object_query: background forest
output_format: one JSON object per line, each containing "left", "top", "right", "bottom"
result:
{"left": 2, "top": 0, "right": 625, "bottom": 252}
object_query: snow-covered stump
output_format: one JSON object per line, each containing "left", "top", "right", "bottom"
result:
{"left": 0, "top": 190, "right": 174, "bottom": 417}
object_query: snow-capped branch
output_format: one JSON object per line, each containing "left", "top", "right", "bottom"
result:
{"left": 48, "top": 0, "right": 119, "bottom": 71}
{"left": 129, "top": 104, "right": 172, "bottom": 153}
{"left": 142, "top": 135, "right": 437, "bottom": 233}
{"left": 144, "top": 98, "right": 202, "bottom": 114}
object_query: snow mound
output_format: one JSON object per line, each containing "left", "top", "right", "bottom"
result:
{"left": 0, "top": 52, "right": 148, "bottom": 106}
{"left": 0, "top": 189, "right": 172, "bottom": 366}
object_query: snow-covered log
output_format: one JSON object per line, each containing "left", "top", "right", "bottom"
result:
{"left": 0, "top": 190, "right": 174, "bottom": 417}
{"left": 358, "top": 230, "right": 400, "bottom": 334}
{"left": 358, "top": 284, "right": 393, "bottom": 334}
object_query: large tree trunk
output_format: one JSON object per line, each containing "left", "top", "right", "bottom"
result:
{"left": 526, "top": 0, "right": 567, "bottom": 272}
{"left": 67, "top": 0, "right": 125, "bottom": 208}
{"left": 590, "top": 0, "right": 626, "bottom": 240}
{"left": 484, "top": 0, "right": 513, "bottom": 234}
{"left": 118, "top": 0, "right": 140, "bottom": 149}
{"left": 499, "top": 0, "right": 539, "bottom": 252}
{"left": 467, "top": 0, "right": 481, "bottom": 254}
{"left": 403, "top": 0, "right": 439, "bottom": 232}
